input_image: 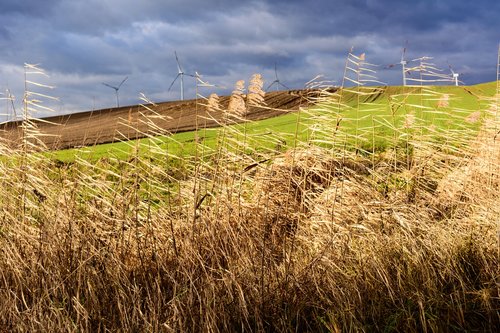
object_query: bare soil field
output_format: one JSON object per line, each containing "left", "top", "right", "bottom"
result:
{"left": 0, "top": 90, "right": 315, "bottom": 150}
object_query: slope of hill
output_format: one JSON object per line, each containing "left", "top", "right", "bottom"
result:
{"left": 0, "top": 82, "right": 496, "bottom": 157}
{"left": 0, "top": 89, "right": 314, "bottom": 150}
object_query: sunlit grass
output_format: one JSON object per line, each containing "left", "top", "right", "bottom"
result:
{"left": 50, "top": 83, "right": 495, "bottom": 163}
{"left": 1, "top": 60, "right": 498, "bottom": 332}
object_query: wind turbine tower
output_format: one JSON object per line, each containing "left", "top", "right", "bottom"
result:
{"left": 447, "top": 62, "right": 461, "bottom": 86}
{"left": 168, "top": 51, "right": 194, "bottom": 101}
{"left": 452, "top": 72, "right": 459, "bottom": 86}
{"left": 400, "top": 46, "right": 408, "bottom": 86}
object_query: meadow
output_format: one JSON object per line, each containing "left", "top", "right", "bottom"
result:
{"left": 0, "top": 55, "right": 499, "bottom": 332}
{"left": 51, "top": 82, "right": 492, "bottom": 162}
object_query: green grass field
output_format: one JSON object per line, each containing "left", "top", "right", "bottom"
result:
{"left": 50, "top": 82, "right": 497, "bottom": 163}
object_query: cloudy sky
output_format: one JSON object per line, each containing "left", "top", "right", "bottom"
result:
{"left": 0, "top": 0, "right": 498, "bottom": 120}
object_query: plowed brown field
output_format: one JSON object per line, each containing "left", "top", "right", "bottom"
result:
{"left": 0, "top": 89, "right": 318, "bottom": 150}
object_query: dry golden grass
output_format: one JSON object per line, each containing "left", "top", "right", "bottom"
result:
{"left": 0, "top": 64, "right": 499, "bottom": 332}
{"left": 228, "top": 80, "right": 246, "bottom": 118}
{"left": 247, "top": 74, "right": 266, "bottom": 108}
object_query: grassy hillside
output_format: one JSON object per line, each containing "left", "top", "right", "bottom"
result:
{"left": 1, "top": 73, "right": 498, "bottom": 332}
{"left": 51, "top": 82, "right": 496, "bottom": 162}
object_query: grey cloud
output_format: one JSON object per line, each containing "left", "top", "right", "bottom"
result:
{"left": 0, "top": 0, "right": 498, "bottom": 121}
{"left": 0, "top": 0, "right": 61, "bottom": 16}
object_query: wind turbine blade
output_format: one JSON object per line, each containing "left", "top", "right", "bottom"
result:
{"left": 266, "top": 81, "right": 278, "bottom": 91}
{"left": 102, "top": 83, "right": 118, "bottom": 90}
{"left": 417, "top": 56, "right": 432, "bottom": 61}
{"left": 278, "top": 82, "right": 290, "bottom": 90}
{"left": 174, "top": 51, "right": 183, "bottom": 73}
{"left": 401, "top": 40, "right": 409, "bottom": 62}
{"left": 446, "top": 61, "right": 456, "bottom": 75}
{"left": 168, "top": 74, "right": 181, "bottom": 91}
{"left": 117, "top": 76, "right": 128, "bottom": 89}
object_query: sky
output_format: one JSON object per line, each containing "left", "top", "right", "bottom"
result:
{"left": 0, "top": 0, "right": 499, "bottom": 120}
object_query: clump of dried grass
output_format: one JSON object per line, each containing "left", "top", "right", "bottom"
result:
{"left": 465, "top": 110, "right": 481, "bottom": 123}
{"left": 226, "top": 74, "right": 266, "bottom": 120}
{"left": 434, "top": 107, "right": 500, "bottom": 219}
{"left": 247, "top": 73, "right": 266, "bottom": 108}
{"left": 437, "top": 93, "right": 450, "bottom": 108}
{"left": 227, "top": 80, "right": 246, "bottom": 117}
{"left": 206, "top": 93, "right": 220, "bottom": 113}
{"left": 248, "top": 147, "right": 370, "bottom": 241}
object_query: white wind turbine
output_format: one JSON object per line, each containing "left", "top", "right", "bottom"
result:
{"left": 386, "top": 42, "right": 410, "bottom": 86}
{"left": 448, "top": 63, "right": 460, "bottom": 86}
{"left": 1, "top": 88, "right": 17, "bottom": 122}
{"left": 102, "top": 76, "right": 128, "bottom": 107}
{"left": 168, "top": 51, "right": 195, "bottom": 101}
{"left": 400, "top": 45, "right": 409, "bottom": 86}
{"left": 266, "top": 62, "right": 290, "bottom": 91}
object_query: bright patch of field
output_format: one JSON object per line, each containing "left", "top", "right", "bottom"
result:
{"left": 50, "top": 82, "right": 497, "bottom": 163}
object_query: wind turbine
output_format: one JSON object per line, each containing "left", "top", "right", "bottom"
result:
{"left": 266, "top": 62, "right": 290, "bottom": 91}
{"left": 168, "top": 51, "right": 194, "bottom": 101}
{"left": 448, "top": 63, "right": 460, "bottom": 86}
{"left": 400, "top": 45, "right": 409, "bottom": 86}
{"left": 386, "top": 42, "right": 410, "bottom": 86}
{"left": 2, "top": 88, "right": 17, "bottom": 122}
{"left": 102, "top": 76, "right": 128, "bottom": 107}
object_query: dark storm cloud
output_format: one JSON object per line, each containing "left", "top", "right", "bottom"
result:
{"left": 0, "top": 0, "right": 61, "bottom": 16}
{"left": 0, "top": 0, "right": 498, "bottom": 120}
